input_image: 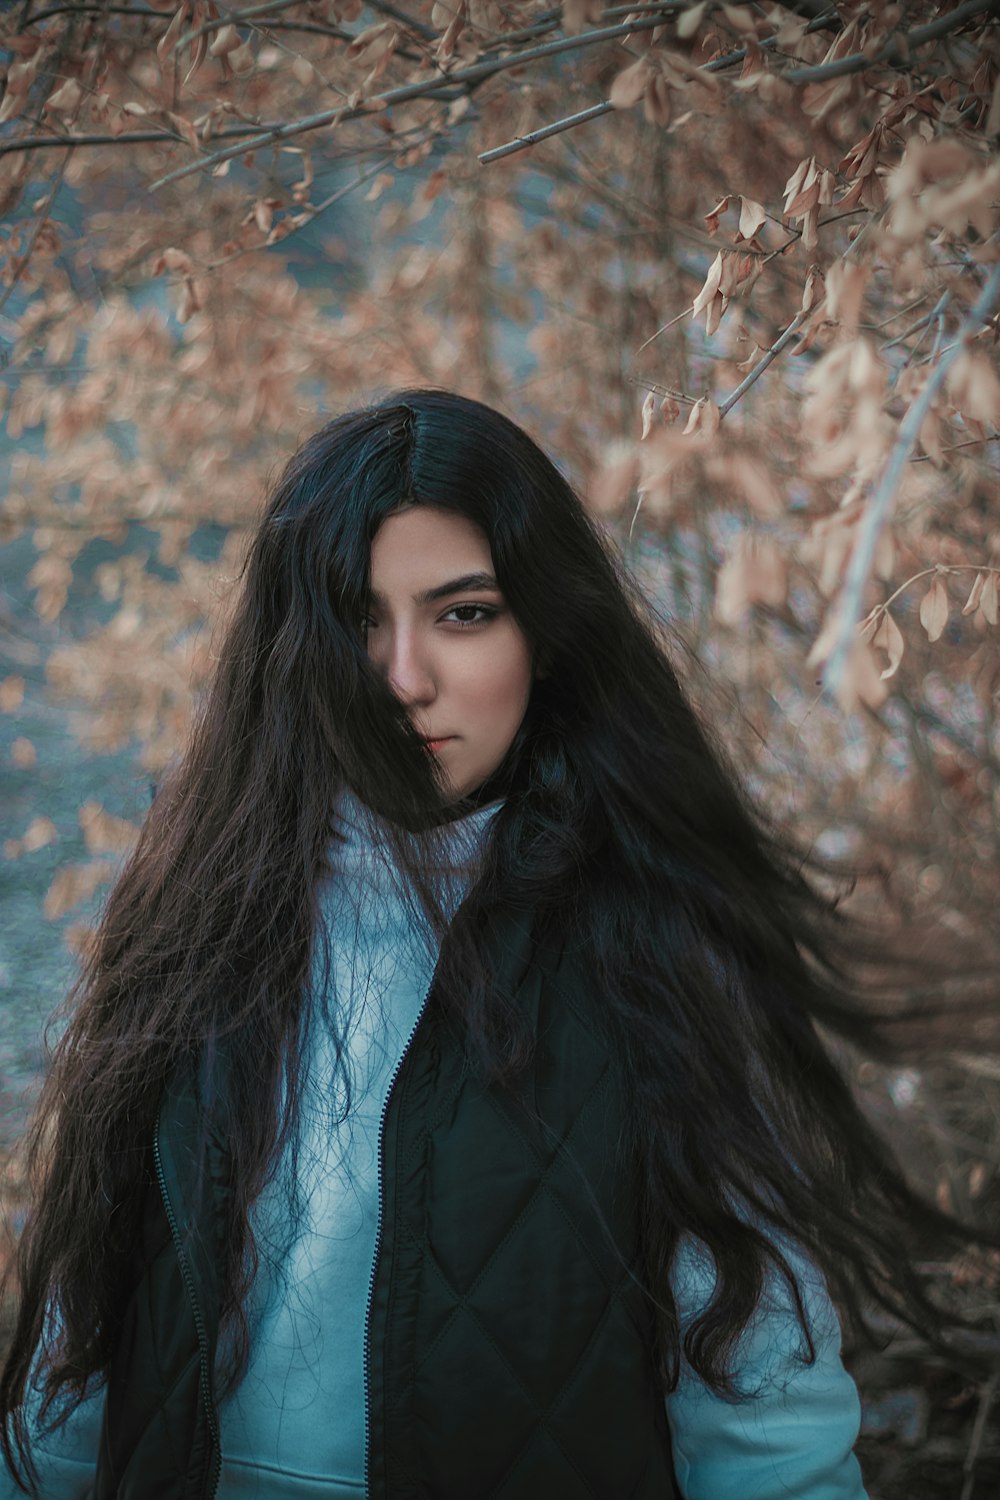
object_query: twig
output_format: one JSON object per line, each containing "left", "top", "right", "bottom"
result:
{"left": 0, "top": 149, "right": 70, "bottom": 318}
{"left": 366, "top": 0, "right": 436, "bottom": 41}
{"left": 785, "top": 0, "right": 1000, "bottom": 86}
{"left": 718, "top": 312, "right": 807, "bottom": 417}
{"left": 175, "top": 0, "right": 318, "bottom": 53}
{"left": 479, "top": 101, "right": 611, "bottom": 163}
{"left": 822, "top": 262, "right": 1000, "bottom": 701}
{"left": 0, "top": 121, "right": 284, "bottom": 156}
{"left": 479, "top": 0, "right": 998, "bottom": 164}
{"left": 960, "top": 1368, "right": 999, "bottom": 1500}
{"left": 204, "top": 148, "right": 402, "bottom": 270}
{"left": 146, "top": 12, "right": 677, "bottom": 191}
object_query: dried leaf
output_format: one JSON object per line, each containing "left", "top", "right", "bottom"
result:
{"left": 962, "top": 572, "right": 986, "bottom": 615}
{"left": 43, "top": 859, "right": 115, "bottom": 921}
{"left": 980, "top": 572, "right": 999, "bottom": 626}
{"left": 872, "top": 610, "right": 904, "bottom": 680}
{"left": 43, "top": 77, "right": 83, "bottom": 115}
{"left": 208, "top": 24, "right": 240, "bottom": 57}
{"left": 704, "top": 195, "right": 730, "bottom": 235}
{"left": 610, "top": 59, "right": 649, "bottom": 110}
{"left": 640, "top": 390, "right": 656, "bottom": 440}
{"left": 21, "top": 816, "right": 58, "bottom": 854}
{"left": 676, "top": 2, "right": 706, "bottom": 39}
{"left": 737, "top": 196, "right": 766, "bottom": 241}
{"left": 590, "top": 441, "right": 638, "bottom": 515}
{"left": 78, "top": 801, "right": 138, "bottom": 856}
{"left": 692, "top": 252, "right": 723, "bottom": 320}
{"left": 0, "top": 676, "right": 25, "bottom": 712}
{"left": 919, "top": 577, "right": 949, "bottom": 642}
{"left": 682, "top": 396, "right": 721, "bottom": 438}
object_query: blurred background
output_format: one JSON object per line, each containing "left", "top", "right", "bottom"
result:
{"left": 1, "top": 1, "right": 1000, "bottom": 1491}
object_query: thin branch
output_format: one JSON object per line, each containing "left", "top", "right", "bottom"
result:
{"left": 822, "top": 261, "right": 1000, "bottom": 700}
{"left": 479, "top": 101, "right": 611, "bottom": 163}
{"left": 0, "top": 149, "right": 70, "bottom": 318}
{"left": 22, "top": 3, "right": 159, "bottom": 18}
{"left": 477, "top": 5, "right": 843, "bottom": 164}
{"left": 718, "top": 312, "right": 807, "bottom": 418}
{"left": 785, "top": 0, "right": 1000, "bottom": 86}
{"left": 203, "top": 147, "right": 403, "bottom": 270}
{"left": 174, "top": 0, "right": 319, "bottom": 53}
{"left": 146, "top": 11, "right": 676, "bottom": 191}
{"left": 365, "top": 0, "right": 437, "bottom": 42}
{"left": 19, "top": 4, "right": 356, "bottom": 40}
{"left": 0, "top": 122, "right": 273, "bottom": 154}
{"left": 478, "top": 0, "right": 997, "bottom": 166}
{"left": 960, "top": 1369, "right": 999, "bottom": 1500}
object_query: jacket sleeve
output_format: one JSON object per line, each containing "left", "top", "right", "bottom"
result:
{"left": 0, "top": 1380, "right": 103, "bottom": 1500}
{"left": 664, "top": 1236, "right": 868, "bottom": 1500}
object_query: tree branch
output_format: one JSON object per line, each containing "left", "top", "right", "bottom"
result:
{"left": 174, "top": 0, "right": 321, "bottom": 53}
{"left": 479, "top": 101, "right": 611, "bottom": 163}
{"left": 718, "top": 311, "right": 807, "bottom": 418}
{"left": 146, "top": 11, "right": 678, "bottom": 192}
{"left": 822, "top": 262, "right": 1000, "bottom": 701}
{"left": 785, "top": 0, "right": 1000, "bottom": 86}
{"left": 477, "top": 5, "right": 840, "bottom": 165}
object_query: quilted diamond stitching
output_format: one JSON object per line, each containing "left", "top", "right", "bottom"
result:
{"left": 408, "top": 1064, "right": 614, "bottom": 1377}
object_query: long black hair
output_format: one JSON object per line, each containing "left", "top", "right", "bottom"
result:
{"left": 0, "top": 388, "right": 975, "bottom": 1483}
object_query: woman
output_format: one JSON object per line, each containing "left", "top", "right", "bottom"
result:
{"left": 0, "top": 390, "right": 969, "bottom": 1498}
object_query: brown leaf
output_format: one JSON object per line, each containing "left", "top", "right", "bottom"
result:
{"left": 43, "top": 78, "right": 83, "bottom": 116}
{"left": 21, "top": 816, "right": 58, "bottom": 854}
{"left": 0, "top": 676, "right": 25, "bottom": 712}
{"left": 682, "top": 397, "right": 721, "bottom": 438}
{"left": 43, "top": 859, "right": 115, "bottom": 921}
{"left": 208, "top": 24, "right": 241, "bottom": 57}
{"left": 962, "top": 572, "right": 986, "bottom": 616}
{"left": 590, "top": 441, "right": 638, "bottom": 515}
{"left": 78, "top": 801, "right": 138, "bottom": 856}
{"left": 704, "top": 195, "right": 730, "bottom": 235}
{"left": 872, "top": 610, "right": 904, "bottom": 680}
{"left": 692, "top": 252, "right": 723, "bottom": 322}
{"left": 640, "top": 390, "right": 656, "bottom": 441}
{"left": 610, "top": 59, "right": 649, "bottom": 111}
{"left": 10, "top": 737, "right": 36, "bottom": 769}
{"left": 980, "top": 572, "right": 999, "bottom": 626}
{"left": 737, "top": 196, "right": 766, "bottom": 241}
{"left": 919, "top": 577, "right": 949, "bottom": 642}
{"left": 676, "top": 1, "right": 707, "bottom": 39}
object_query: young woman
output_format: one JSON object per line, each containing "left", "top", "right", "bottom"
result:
{"left": 0, "top": 390, "right": 970, "bottom": 1499}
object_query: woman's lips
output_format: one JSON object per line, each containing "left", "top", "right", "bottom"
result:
{"left": 420, "top": 737, "right": 452, "bottom": 752}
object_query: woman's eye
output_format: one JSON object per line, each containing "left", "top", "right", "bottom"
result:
{"left": 444, "top": 604, "right": 495, "bottom": 626}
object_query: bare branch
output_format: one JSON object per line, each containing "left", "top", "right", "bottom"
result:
{"left": 717, "top": 312, "right": 808, "bottom": 418}
{"left": 0, "top": 149, "right": 70, "bottom": 318}
{"left": 822, "top": 262, "right": 1000, "bottom": 701}
{"left": 479, "top": 101, "right": 611, "bottom": 164}
{"left": 146, "top": 12, "right": 679, "bottom": 192}
{"left": 174, "top": 0, "right": 322, "bottom": 53}
{"left": 785, "top": 0, "right": 1000, "bottom": 86}
{"left": 477, "top": 5, "right": 842, "bottom": 166}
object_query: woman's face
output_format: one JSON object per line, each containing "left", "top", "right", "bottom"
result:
{"left": 365, "top": 505, "right": 535, "bottom": 800}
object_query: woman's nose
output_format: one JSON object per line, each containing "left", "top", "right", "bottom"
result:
{"left": 382, "top": 629, "right": 435, "bottom": 707}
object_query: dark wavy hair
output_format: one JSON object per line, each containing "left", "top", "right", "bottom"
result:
{"left": 0, "top": 388, "right": 977, "bottom": 1486}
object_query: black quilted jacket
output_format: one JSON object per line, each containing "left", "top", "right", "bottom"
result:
{"left": 95, "top": 905, "right": 677, "bottom": 1499}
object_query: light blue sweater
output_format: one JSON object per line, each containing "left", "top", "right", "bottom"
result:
{"left": 4, "top": 793, "right": 868, "bottom": 1499}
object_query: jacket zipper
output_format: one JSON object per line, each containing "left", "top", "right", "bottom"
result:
{"left": 153, "top": 1119, "right": 223, "bottom": 1500}
{"left": 362, "top": 979, "right": 435, "bottom": 1500}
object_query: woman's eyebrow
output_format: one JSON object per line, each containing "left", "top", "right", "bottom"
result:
{"left": 368, "top": 572, "right": 501, "bottom": 607}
